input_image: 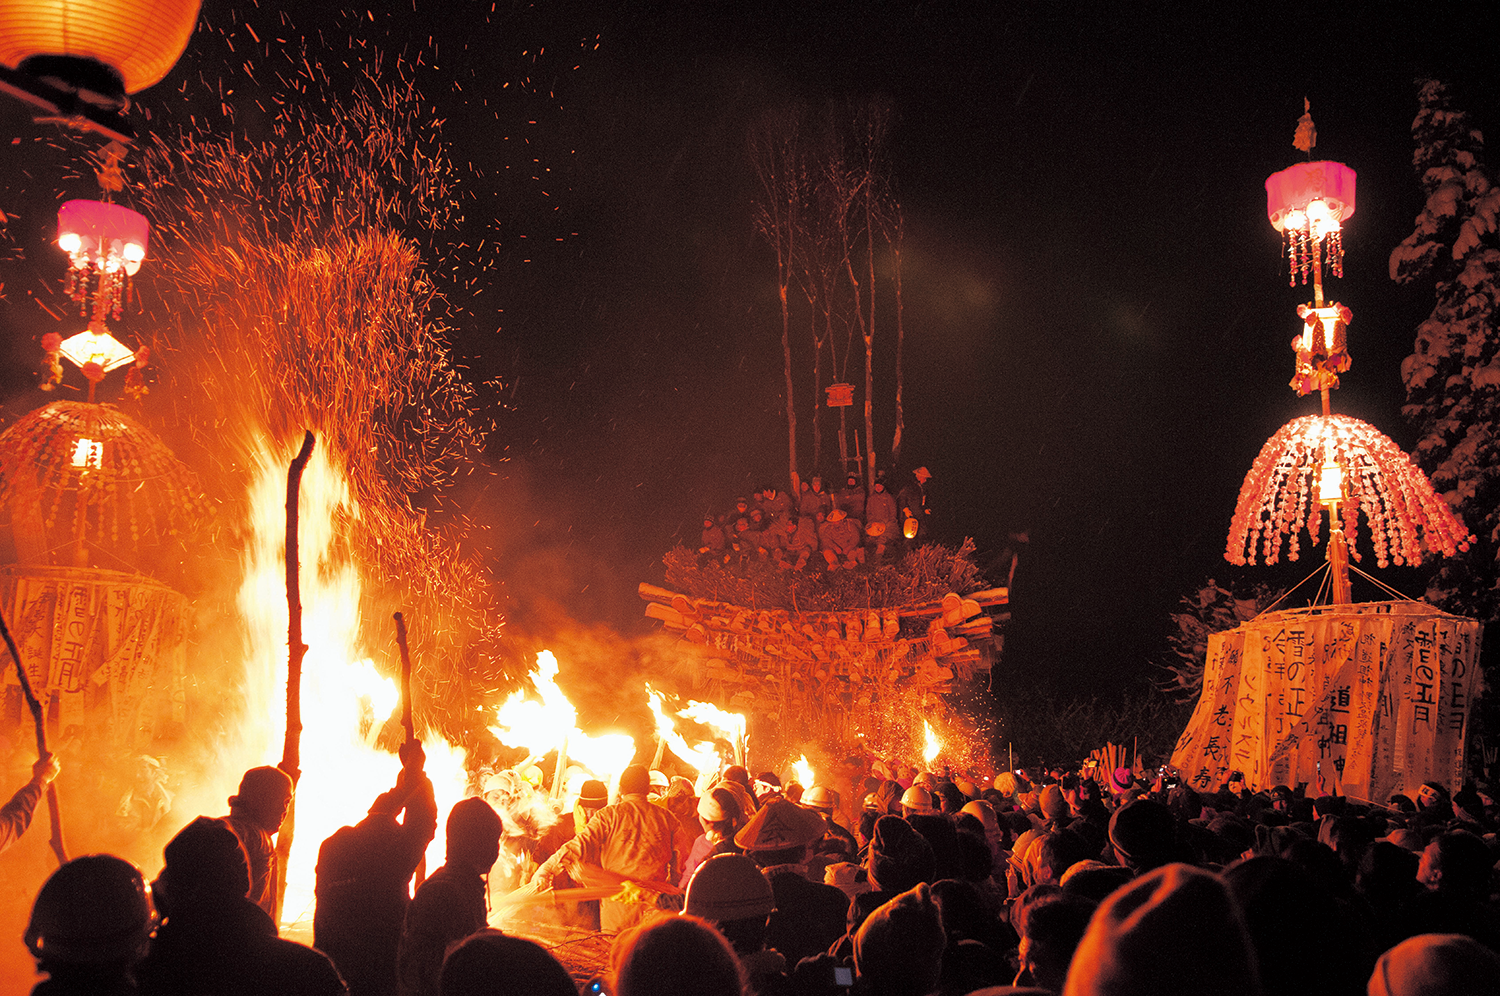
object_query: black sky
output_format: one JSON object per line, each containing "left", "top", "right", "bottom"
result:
{"left": 3, "top": 1, "right": 1498, "bottom": 701}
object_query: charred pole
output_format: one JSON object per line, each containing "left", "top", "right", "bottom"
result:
{"left": 275, "top": 430, "right": 316, "bottom": 923}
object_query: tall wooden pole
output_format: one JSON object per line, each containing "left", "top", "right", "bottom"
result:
{"left": 274, "top": 430, "right": 315, "bottom": 924}
{"left": 0, "top": 609, "right": 65, "bottom": 865}
{"left": 393, "top": 610, "right": 426, "bottom": 889}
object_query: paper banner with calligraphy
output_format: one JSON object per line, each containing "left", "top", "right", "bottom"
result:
{"left": 0, "top": 564, "right": 189, "bottom": 743}
{"left": 1171, "top": 601, "right": 1482, "bottom": 803}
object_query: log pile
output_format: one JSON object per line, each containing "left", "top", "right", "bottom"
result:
{"left": 638, "top": 581, "right": 1008, "bottom": 756}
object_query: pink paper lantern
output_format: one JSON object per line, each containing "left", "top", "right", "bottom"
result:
{"left": 1266, "top": 161, "right": 1356, "bottom": 286}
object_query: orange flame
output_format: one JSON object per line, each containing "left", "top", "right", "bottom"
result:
{"left": 488, "top": 650, "right": 636, "bottom": 801}
{"left": 679, "top": 699, "right": 747, "bottom": 766}
{"left": 645, "top": 685, "right": 722, "bottom": 776}
{"left": 240, "top": 437, "right": 469, "bottom": 932}
{"left": 922, "top": 720, "right": 942, "bottom": 767}
{"left": 792, "top": 754, "right": 815, "bottom": 788}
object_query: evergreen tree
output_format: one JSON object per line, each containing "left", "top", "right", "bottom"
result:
{"left": 1391, "top": 80, "right": 1500, "bottom": 619}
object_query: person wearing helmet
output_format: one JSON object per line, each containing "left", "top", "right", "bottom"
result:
{"left": 864, "top": 480, "right": 899, "bottom": 564}
{"left": 26, "top": 853, "right": 151, "bottom": 994}
{"left": 0, "top": 751, "right": 60, "bottom": 854}
{"left": 529, "top": 765, "right": 678, "bottom": 932}
{"left": 683, "top": 854, "right": 785, "bottom": 993}
{"left": 397, "top": 797, "right": 503, "bottom": 996}
{"left": 818, "top": 508, "right": 864, "bottom": 570}
{"left": 220, "top": 765, "right": 295, "bottom": 919}
{"left": 900, "top": 786, "right": 937, "bottom": 819}
{"left": 314, "top": 740, "right": 437, "bottom": 996}
{"left": 678, "top": 785, "right": 746, "bottom": 889}
{"left": 802, "top": 786, "right": 858, "bottom": 877}
{"left": 137, "top": 817, "right": 345, "bottom": 995}
{"left": 737, "top": 798, "right": 849, "bottom": 968}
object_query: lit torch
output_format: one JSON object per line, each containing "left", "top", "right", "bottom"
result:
{"left": 645, "top": 686, "right": 723, "bottom": 778}
{"left": 792, "top": 754, "right": 815, "bottom": 789}
{"left": 922, "top": 720, "right": 942, "bottom": 769}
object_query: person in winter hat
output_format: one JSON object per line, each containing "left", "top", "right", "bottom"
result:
{"left": 854, "top": 883, "right": 946, "bottom": 996}
{"left": 1367, "top": 933, "right": 1500, "bottom": 996}
{"left": 1062, "top": 862, "right": 1262, "bottom": 996}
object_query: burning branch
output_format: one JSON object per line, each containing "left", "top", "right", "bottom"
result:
{"left": 0, "top": 608, "right": 66, "bottom": 866}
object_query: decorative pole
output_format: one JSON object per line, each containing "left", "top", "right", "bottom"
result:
{"left": 1227, "top": 104, "right": 1471, "bottom": 590}
{"left": 274, "top": 430, "right": 315, "bottom": 924}
{"left": 0, "top": 609, "right": 65, "bottom": 865}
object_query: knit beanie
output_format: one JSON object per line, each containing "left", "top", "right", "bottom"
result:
{"left": 868, "top": 815, "right": 935, "bottom": 893}
{"left": 1368, "top": 933, "right": 1500, "bottom": 996}
{"left": 854, "top": 883, "right": 945, "bottom": 996}
{"left": 1108, "top": 799, "right": 1175, "bottom": 870}
{"left": 1041, "top": 784, "right": 1070, "bottom": 822}
{"left": 1061, "top": 863, "right": 1262, "bottom": 996}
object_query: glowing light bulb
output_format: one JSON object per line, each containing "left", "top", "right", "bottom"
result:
{"left": 1305, "top": 199, "right": 1330, "bottom": 225}
{"left": 1284, "top": 208, "right": 1306, "bottom": 231}
{"left": 58, "top": 232, "right": 82, "bottom": 254}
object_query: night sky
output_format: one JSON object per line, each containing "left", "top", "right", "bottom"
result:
{"left": 3, "top": 2, "right": 1498, "bottom": 701}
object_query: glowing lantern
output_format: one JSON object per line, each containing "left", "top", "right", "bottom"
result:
{"left": 825, "top": 383, "right": 854, "bottom": 408}
{"left": 59, "top": 326, "right": 135, "bottom": 373}
{"left": 57, "top": 199, "right": 149, "bottom": 321}
{"left": 1226, "top": 414, "right": 1470, "bottom": 570}
{"left": 1266, "top": 160, "right": 1356, "bottom": 286}
{"left": 1290, "top": 303, "right": 1352, "bottom": 396}
{"left": 0, "top": 0, "right": 202, "bottom": 98}
{"left": 903, "top": 516, "right": 919, "bottom": 540}
{"left": 1316, "top": 460, "right": 1343, "bottom": 503}
{"left": 70, "top": 436, "right": 100, "bottom": 470}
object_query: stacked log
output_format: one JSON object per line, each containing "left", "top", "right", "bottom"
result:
{"left": 638, "top": 582, "right": 1008, "bottom": 755}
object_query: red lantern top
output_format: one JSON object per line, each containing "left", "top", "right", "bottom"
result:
{"left": 1265, "top": 161, "right": 1356, "bottom": 233}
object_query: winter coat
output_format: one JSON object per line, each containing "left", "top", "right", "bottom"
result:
{"left": 866, "top": 490, "right": 898, "bottom": 533}
{"left": 314, "top": 774, "right": 438, "bottom": 996}
{"left": 396, "top": 863, "right": 487, "bottom": 996}
{"left": 137, "top": 896, "right": 347, "bottom": 996}
{"left": 763, "top": 866, "right": 855, "bottom": 967}
{"left": 221, "top": 810, "right": 278, "bottom": 920}
{"left": 819, "top": 518, "right": 863, "bottom": 557}
{"left": 834, "top": 486, "right": 866, "bottom": 522}
{"left": 790, "top": 517, "right": 819, "bottom": 554}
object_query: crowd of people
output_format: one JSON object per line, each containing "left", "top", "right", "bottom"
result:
{"left": 15, "top": 742, "right": 1500, "bottom": 996}
{"left": 699, "top": 469, "right": 933, "bottom": 572}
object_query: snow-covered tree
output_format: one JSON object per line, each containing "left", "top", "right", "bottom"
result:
{"left": 1157, "top": 578, "right": 1281, "bottom": 702}
{"left": 1392, "top": 80, "right": 1500, "bottom": 620}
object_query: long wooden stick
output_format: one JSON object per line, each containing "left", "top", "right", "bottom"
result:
{"left": 280, "top": 430, "right": 316, "bottom": 781}
{"left": 274, "top": 430, "right": 315, "bottom": 924}
{"left": 0, "top": 608, "right": 65, "bottom": 866}
{"left": 393, "top": 611, "right": 426, "bottom": 889}
{"left": 394, "top": 612, "right": 415, "bottom": 745}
